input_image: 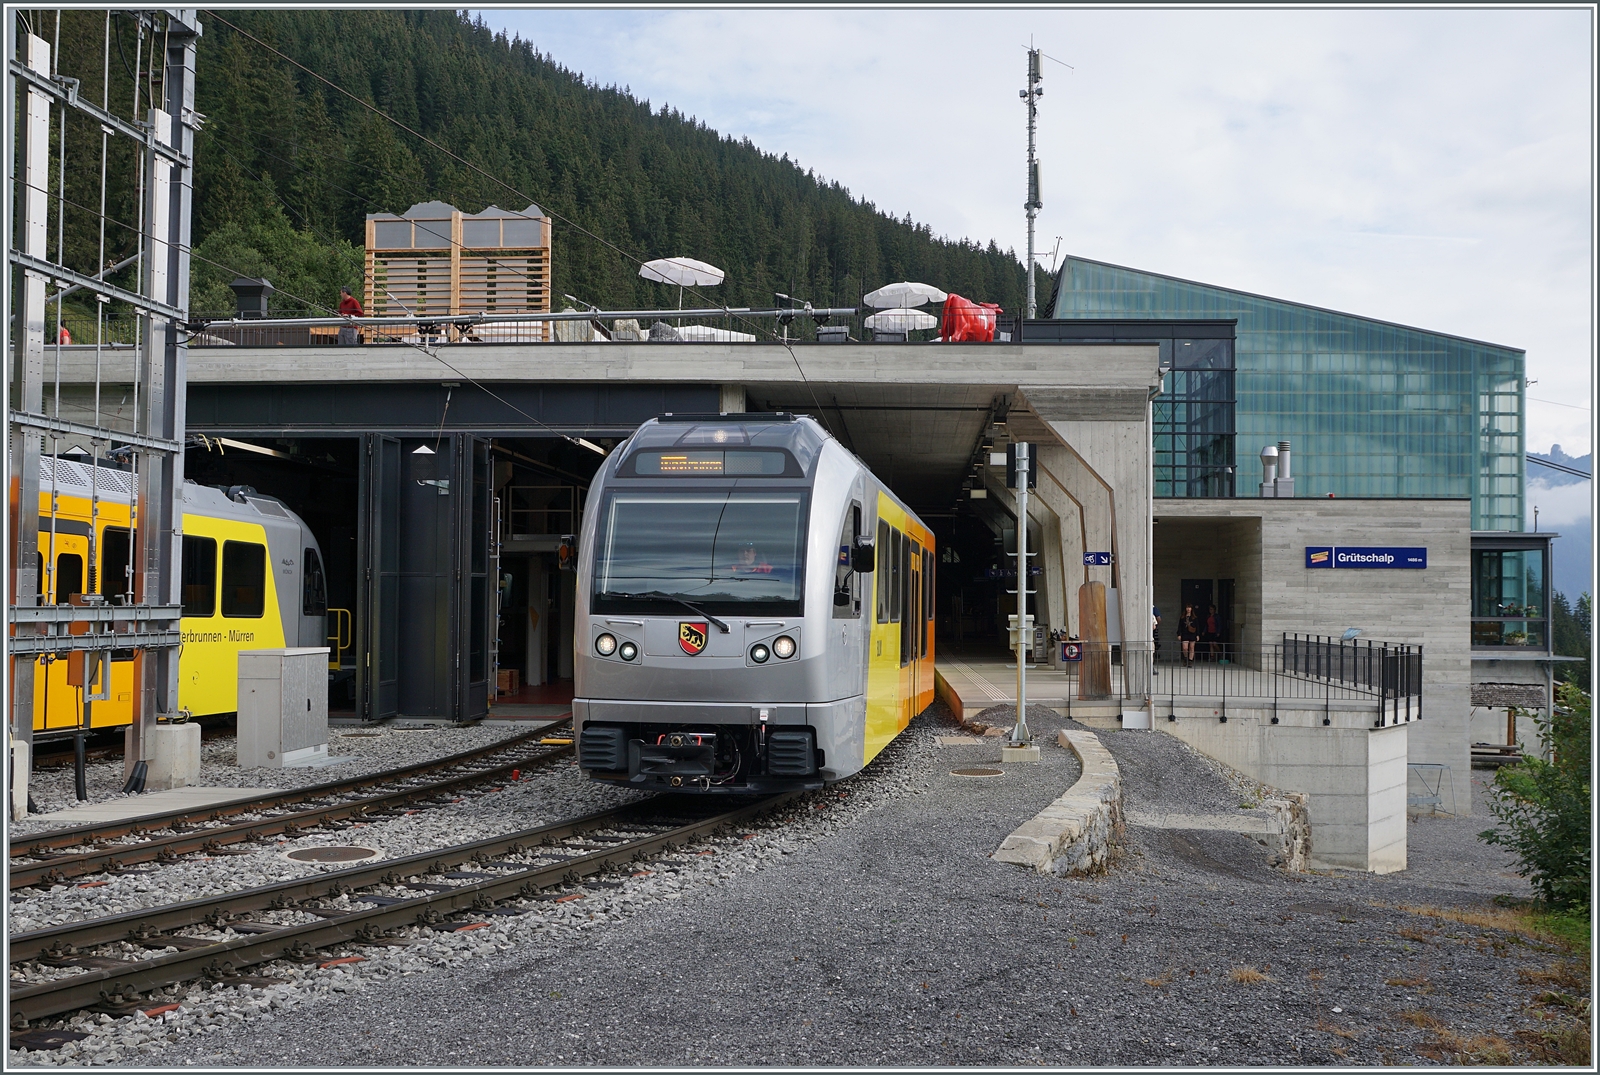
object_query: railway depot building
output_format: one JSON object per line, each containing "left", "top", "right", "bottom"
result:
{"left": 36, "top": 208, "right": 1547, "bottom": 872}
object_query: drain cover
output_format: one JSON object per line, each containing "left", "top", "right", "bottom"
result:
{"left": 950, "top": 767, "right": 1004, "bottom": 778}
{"left": 285, "top": 846, "right": 381, "bottom": 863}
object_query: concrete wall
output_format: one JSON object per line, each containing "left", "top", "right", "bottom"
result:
{"left": 1154, "top": 497, "right": 1472, "bottom": 814}
{"left": 1158, "top": 712, "right": 1408, "bottom": 873}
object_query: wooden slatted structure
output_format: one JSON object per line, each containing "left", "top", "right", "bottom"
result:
{"left": 364, "top": 201, "right": 552, "bottom": 339}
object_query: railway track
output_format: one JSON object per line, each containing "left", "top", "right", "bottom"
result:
{"left": 9, "top": 722, "right": 574, "bottom": 890}
{"left": 8, "top": 794, "right": 793, "bottom": 1027}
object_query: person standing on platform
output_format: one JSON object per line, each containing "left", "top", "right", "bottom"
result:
{"left": 338, "top": 287, "right": 363, "bottom": 345}
{"left": 1203, "top": 604, "right": 1221, "bottom": 662}
{"left": 1177, "top": 605, "right": 1199, "bottom": 666}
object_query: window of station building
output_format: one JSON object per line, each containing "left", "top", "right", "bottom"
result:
{"left": 303, "top": 547, "right": 328, "bottom": 617}
{"left": 1471, "top": 547, "right": 1547, "bottom": 648}
{"left": 181, "top": 536, "right": 217, "bottom": 617}
{"left": 1154, "top": 338, "right": 1236, "bottom": 498}
{"left": 54, "top": 552, "right": 83, "bottom": 604}
{"left": 100, "top": 526, "right": 131, "bottom": 603}
{"left": 221, "top": 541, "right": 266, "bottom": 618}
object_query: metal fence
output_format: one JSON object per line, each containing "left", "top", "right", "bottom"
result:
{"left": 1055, "top": 636, "right": 1422, "bottom": 726}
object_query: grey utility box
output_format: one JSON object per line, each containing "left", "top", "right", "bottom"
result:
{"left": 237, "top": 648, "right": 330, "bottom": 768}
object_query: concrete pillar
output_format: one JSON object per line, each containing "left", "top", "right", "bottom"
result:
{"left": 1030, "top": 450, "right": 1087, "bottom": 635}
{"left": 720, "top": 384, "right": 747, "bottom": 413}
{"left": 1015, "top": 388, "right": 1154, "bottom": 658}
{"left": 146, "top": 722, "right": 202, "bottom": 789}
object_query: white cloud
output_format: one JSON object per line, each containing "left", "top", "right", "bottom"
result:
{"left": 474, "top": 6, "right": 1593, "bottom": 452}
{"left": 1527, "top": 478, "right": 1595, "bottom": 530}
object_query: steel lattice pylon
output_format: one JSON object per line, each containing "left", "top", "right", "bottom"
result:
{"left": 6, "top": 9, "right": 199, "bottom": 816}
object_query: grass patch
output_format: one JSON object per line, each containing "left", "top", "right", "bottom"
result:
{"left": 1385, "top": 901, "right": 1589, "bottom": 950}
{"left": 1515, "top": 1018, "right": 1592, "bottom": 1066}
{"left": 1227, "top": 965, "right": 1270, "bottom": 985}
{"left": 1517, "top": 959, "right": 1589, "bottom": 992}
{"left": 1316, "top": 1017, "right": 1361, "bottom": 1039}
{"left": 1141, "top": 969, "right": 1173, "bottom": 989}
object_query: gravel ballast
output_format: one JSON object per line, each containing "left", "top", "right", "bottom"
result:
{"left": 14, "top": 721, "right": 548, "bottom": 830}
{"left": 9, "top": 707, "right": 1580, "bottom": 1067}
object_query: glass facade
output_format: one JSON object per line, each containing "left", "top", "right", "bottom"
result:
{"left": 1051, "top": 257, "right": 1525, "bottom": 530}
{"left": 1158, "top": 338, "right": 1236, "bottom": 497}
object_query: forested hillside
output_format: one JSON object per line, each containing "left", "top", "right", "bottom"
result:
{"left": 34, "top": 9, "right": 1026, "bottom": 324}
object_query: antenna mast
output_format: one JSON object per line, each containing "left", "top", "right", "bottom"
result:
{"left": 1021, "top": 47, "right": 1044, "bottom": 319}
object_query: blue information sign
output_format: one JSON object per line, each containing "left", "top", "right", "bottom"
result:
{"left": 1306, "top": 546, "right": 1426, "bottom": 569}
{"left": 1083, "top": 551, "right": 1112, "bottom": 566}
{"left": 1061, "top": 641, "right": 1082, "bottom": 662}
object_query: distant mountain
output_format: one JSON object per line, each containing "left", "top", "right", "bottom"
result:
{"left": 1529, "top": 445, "right": 1592, "bottom": 486}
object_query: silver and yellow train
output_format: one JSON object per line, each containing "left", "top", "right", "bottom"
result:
{"left": 13, "top": 457, "right": 328, "bottom": 736}
{"left": 574, "top": 413, "right": 935, "bottom": 792}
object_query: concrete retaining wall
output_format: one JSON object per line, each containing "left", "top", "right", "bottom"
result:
{"left": 1158, "top": 707, "right": 1406, "bottom": 873}
{"left": 993, "top": 729, "right": 1123, "bottom": 875}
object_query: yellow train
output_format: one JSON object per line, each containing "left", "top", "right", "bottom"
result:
{"left": 15, "top": 457, "right": 328, "bottom": 737}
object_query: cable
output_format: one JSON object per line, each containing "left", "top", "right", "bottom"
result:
{"left": 1527, "top": 397, "right": 1590, "bottom": 412}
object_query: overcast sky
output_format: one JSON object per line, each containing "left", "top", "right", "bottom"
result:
{"left": 474, "top": 5, "right": 1594, "bottom": 461}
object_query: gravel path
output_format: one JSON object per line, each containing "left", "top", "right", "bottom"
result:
{"left": 10, "top": 711, "right": 1581, "bottom": 1067}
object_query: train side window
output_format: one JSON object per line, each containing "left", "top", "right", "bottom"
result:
{"left": 303, "top": 546, "right": 328, "bottom": 617}
{"left": 100, "top": 526, "right": 131, "bottom": 602}
{"left": 875, "top": 519, "right": 891, "bottom": 623}
{"left": 888, "top": 528, "right": 902, "bottom": 624}
{"left": 221, "top": 541, "right": 266, "bottom": 618}
{"left": 182, "top": 536, "right": 217, "bottom": 616}
{"left": 55, "top": 553, "right": 83, "bottom": 604}
{"left": 832, "top": 506, "right": 860, "bottom": 620}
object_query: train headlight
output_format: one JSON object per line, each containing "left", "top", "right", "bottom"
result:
{"left": 618, "top": 640, "right": 638, "bottom": 662}
{"left": 749, "top": 643, "right": 771, "bottom": 663}
{"left": 595, "top": 633, "right": 617, "bottom": 656}
{"left": 773, "top": 635, "right": 797, "bottom": 660}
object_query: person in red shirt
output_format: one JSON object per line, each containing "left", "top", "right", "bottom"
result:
{"left": 338, "top": 287, "right": 363, "bottom": 345}
{"left": 56, "top": 325, "right": 71, "bottom": 345}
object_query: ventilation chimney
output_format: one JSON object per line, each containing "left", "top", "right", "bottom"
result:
{"left": 1259, "top": 444, "right": 1279, "bottom": 498}
{"left": 1275, "top": 439, "right": 1294, "bottom": 497}
{"left": 229, "top": 277, "right": 273, "bottom": 320}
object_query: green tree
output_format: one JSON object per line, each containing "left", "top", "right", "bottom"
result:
{"left": 1480, "top": 682, "right": 1592, "bottom": 911}
{"left": 1551, "top": 591, "right": 1592, "bottom": 688}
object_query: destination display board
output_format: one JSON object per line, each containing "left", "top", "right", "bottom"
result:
{"left": 1305, "top": 546, "right": 1427, "bottom": 569}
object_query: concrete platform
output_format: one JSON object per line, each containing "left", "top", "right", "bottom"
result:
{"left": 934, "top": 652, "right": 1121, "bottom": 724}
{"left": 21, "top": 786, "right": 268, "bottom": 829}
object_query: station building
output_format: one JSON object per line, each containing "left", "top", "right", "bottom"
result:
{"left": 40, "top": 211, "right": 1553, "bottom": 871}
{"left": 1040, "top": 255, "right": 1561, "bottom": 828}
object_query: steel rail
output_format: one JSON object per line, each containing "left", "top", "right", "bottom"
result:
{"left": 9, "top": 799, "right": 638, "bottom": 963}
{"left": 10, "top": 720, "right": 570, "bottom": 857}
{"left": 8, "top": 794, "right": 793, "bottom": 1025}
{"left": 9, "top": 742, "right": 574, "bottom": 889}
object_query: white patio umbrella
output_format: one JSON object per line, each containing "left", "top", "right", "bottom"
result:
{"left": 863, "top": 281, "right": 947, "bottom": 309}
{"left": 639, "top": 257, "right": 725, "bottom": 310}
{"left": 864, "top": 307, "right": 939, "bottom": 334}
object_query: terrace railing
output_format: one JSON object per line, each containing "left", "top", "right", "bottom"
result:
{"left": 1054, "top": 636, "right": 1421, "bottom": 727}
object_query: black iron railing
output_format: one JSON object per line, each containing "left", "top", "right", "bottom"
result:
{"left": 1051, "top": 636, "right": 1422, "bottom": 727}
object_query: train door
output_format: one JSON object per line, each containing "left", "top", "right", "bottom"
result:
{"left": 907, "top": 541, "right": 922, "bottom": 721}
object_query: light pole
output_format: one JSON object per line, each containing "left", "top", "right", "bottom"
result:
{"left": 1022, "top": 48, "right": 1043, "bottom": 320}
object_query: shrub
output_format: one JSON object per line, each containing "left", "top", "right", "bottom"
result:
{"left": 1480, "top": 682, "right": 1592, "bottom": 911}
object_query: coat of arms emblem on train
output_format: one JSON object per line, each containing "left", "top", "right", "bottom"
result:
{"left": 678, "top": 621, "right": 709, "bottom": 655}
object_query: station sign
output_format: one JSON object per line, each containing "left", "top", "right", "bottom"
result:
{"left": 1082, "top": 551, "right": 1111, "bottom": 566}
{"left": 1305, "top": 546, "right": 1427, "bottom": 569}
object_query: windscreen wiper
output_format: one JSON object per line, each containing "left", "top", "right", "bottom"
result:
{"left": 607, "top": 591, "right": 730, "bottom": 634}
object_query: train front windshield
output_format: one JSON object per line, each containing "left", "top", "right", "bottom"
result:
{"left": 593, "top": 491, "right": 808, "bottom": 615}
